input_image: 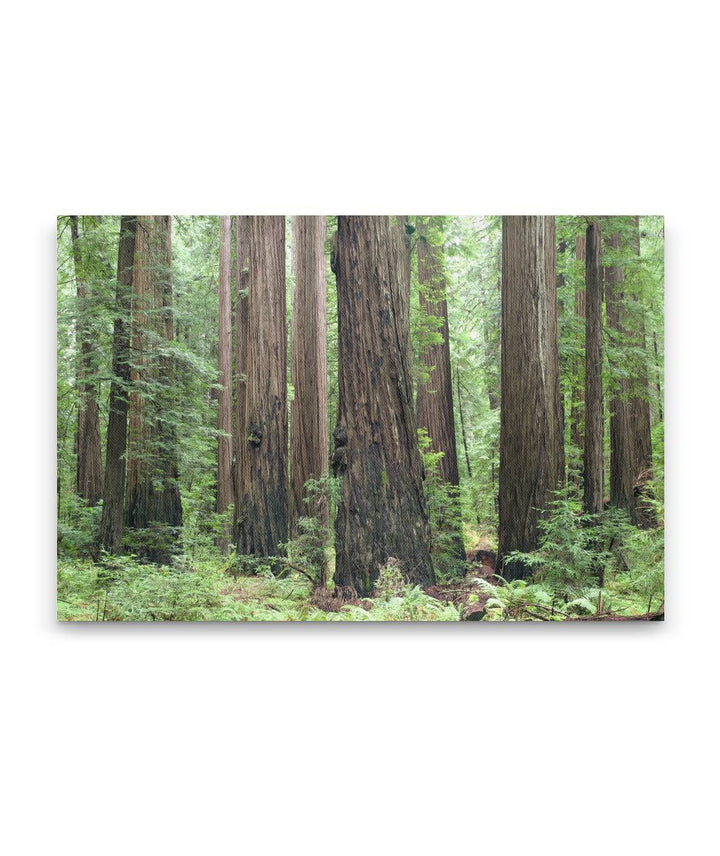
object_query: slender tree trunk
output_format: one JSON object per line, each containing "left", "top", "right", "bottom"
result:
{"left": 416, "top": 220, "right": 461, "bottom": 486}
{"left": 570, "top": 233, "right": 586, "bottom": 452}
{"left": 628, "top": 217, "right": 653, "bottom": 489}
{"left": 233, "top": 216, "right": 250, "bottom": 544}
{"left": 584, "top": 221, "right": 604, "bottom": 515}
{"left": 71, "top": 216, "right": 103, "bottom": 505}
{"left": 605, "top": 230, "right": 636, "bottom": 516}
{"left": 99, "top": 216, "right": 137, "bottom": 554}
{"left": 498, "top": 216, "right": 563, "bottom": 579}
{"left": 455, "top": 364, "right": 472, "bottom": 478}
{"left": 125, "top": 216, "right": 182, "bottom": 561}
{"left": 332, "top": 216, "right": 434, "bottom": 596}
{"left": 415, "top": 218, "right": 464, "bottom": 561}
{"left": 216, "top": 216, "right": 233, "bottom": 552}
{"left": 290, "top": 216, "right": 329, "bottom": 530}
{"left": 238, "top": 216, "right": 288, "bottom": 557}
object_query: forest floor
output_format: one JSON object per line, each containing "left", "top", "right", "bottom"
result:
{"left": 57, "top": 537, "right": 662, "bottom": 622}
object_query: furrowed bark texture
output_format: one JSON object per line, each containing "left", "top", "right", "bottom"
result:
{"left": 628, "top": 218, "right": 653, "bottom": 488}
{"left": 415, "top": 221, "right": 461, "bottom": 488}
{"left": 415, "top": 219, "right": 465, "bottom": 561}
{"left": 216, "top": 216, "right": 233, "bottom": 550}
{"left": 71, "top": 216, "right": 103, "bottom": 505}
{"left": 238, "top": 216, "right": 288, "bottom": 557}
{"left": 498, "top": 216, "right": 563, "bottom": 579}
{"left": 99, "top": 216, "right": 137, "bottom": 554}
{"left": 333, "top": 216, "right": 434, "bottom": 596}
{"left": 290, "top": 216, "right": 329, "bottom": 529}
{"left": 606, "top": 218, "right": 653, "bottom": 525}
{"left": 584, "top": 221, "right": 604, "bottom": 515}
{"left": 605, "top": 231, "right": 635, "bottom": 516}
{"left": 233, "top": 216, "right": 250, "bottom": 543}
{"left": 125, "top": 216, "right": 182, "bottom": 558}
{"left": 570, "top": 233, "right": 587, "bottom": 451}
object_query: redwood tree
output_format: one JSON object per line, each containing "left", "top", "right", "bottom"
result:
{"left": 290, "top": 216, "right": 328, "bottom": 529}
{"left": 333, "top": 216, "right": 434, "bottom": 595}
{"left": 237, "top": 216, "right": 288, "bottom": 557}
{"left": 498, "top": 216, "right": 564, "bottom": 579}
{"left": 605, "top": 217, "right": 653, "bottom": 525}
{"left": 584, "top": 220, "right": 604, "bottom": 515}
{"left": 233, "top": 216, "right": 250, "bottom": 543}
{"left": 605, "top": 229, "right": 635, "bottom": 516}
{"left": 125, "top": 215, "right": 182, "bottom": 560}
{"left": 70, "top": 216, "right": 103, "bottom": 505}
{"left": 415, "top": 218, "right": 464, "bottom": 560}
{"left": 99, "top": 216, "right": 137, "bottom": 554}
{"left": 216, "top": 216, "right": 233, "bottom": 551}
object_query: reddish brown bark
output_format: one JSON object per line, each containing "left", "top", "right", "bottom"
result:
{"left": 498, "top": 216, "right": 564, "bottom": 579}
{"left": 233, "top": 216, "right": 250, "bottom": 544}
{"left": 70, "top": 216, "right": 103, "bottom": 505}
{"left": 333, "top": 216, "right": 434, "bottom": 595}
{"left": 125, "top": 216, "right": 182, "bottom": 561}
{"left": 99, "top": 216, "right": 137, "bottom": 554}
{"left": 584, "top": 221, "right": 604, "bottom": 515}
{"left": 415, "top": 219, "right": 460, "bottom": 488}
{"left": 237, "top": 216, "right": 288, "bottom": 557}
{"left": 290, "top": 216, "right": 329, "bottom": 530}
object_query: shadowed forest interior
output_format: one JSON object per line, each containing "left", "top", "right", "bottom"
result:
{"left": 57, "top": 215, "right": 664, "bottom": 621}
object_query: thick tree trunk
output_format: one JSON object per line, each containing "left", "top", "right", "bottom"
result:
{"left": 216, "top": 216, "right": 233, "bottom": 552}
{"left": 584, "top": 221, "right": 604, "bottom": 515}
{"left": 498, "top": 216, "right": 563, "bottom": 579}
{"left": 333, "top": 216, "right": 434, "bottom": 596}
{"left": 99, "top": 216, "right": 137, "bottom": 554}
{"left": 290, "top": 216, "right": 329, "bottom": 530}
{"left": 125, "top": 216, "right": 182, "bottom": 561}
{"left": 233, "top": 216, "right": 250, "bottom": 544}
{"left": 237, "top": 216, "right": 289, "bottom": 557}
{"left": 70, "top": 216, "right": 103, "bottom": 505}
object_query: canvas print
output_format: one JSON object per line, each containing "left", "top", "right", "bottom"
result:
{"left": 57, "top": 216, "right": 664, "bottom": 621}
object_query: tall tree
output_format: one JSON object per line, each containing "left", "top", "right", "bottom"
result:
{"left": 216, "top": 216, "right": 233, "bottom": 551}
{"left": 415, "top": 218, "right": 465, "bottom": 561}
{"left": 415, "top": 219, "right": 461, "bottom": 486}
{"left": 583, "top": 220, "right": 604, "bottom": 515}
{"left": 570, "top": 232, "right": 587, "bottom": 452}
{"left": 233, "top": 216, "right": 250, "bottom": 543}
{"left": 498, "top": 216, "right": 563, "bottom": 578}
{"left": 605, "top": 217, "right": 653, "bottom": 525}
{"left": 290, "top": 216, "right": 328, "bottom": 529}
{"left": 627, "top": 217, "right": 653, "bottom": 493}
{"left": 605, "top": 229, "right": 635, "bottom": 515}
{"left": 237, "top": 216, "right": 289, "bottom": 557}
{"left": 99, "top": 216, "right": 137, "bottom": 554}
{"left": 70, "top": 216, "right": 103, "bottom": 505}
{"left": 125, "top": 216, "right": 182, "bottom": 560}
{"left": 332, "top": 216, "right": 434, "bottom": 595}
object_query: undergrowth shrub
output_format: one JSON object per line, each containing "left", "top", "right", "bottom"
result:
{"left": 503, "top": 493, "right": 664, "bottom": 615}
{"left": 418, "top": 429, "right": 467, "bottom": 580}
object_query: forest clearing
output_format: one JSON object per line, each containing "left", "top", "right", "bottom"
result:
{"left": 57, "top": 215, "right": 664, "bottom": 622}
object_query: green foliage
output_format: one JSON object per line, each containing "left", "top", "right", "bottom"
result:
{"left": 57, "top": 494, "right": 102, "bottom": 558}
{"left": 418, "top": 429, "right": 467, "bottom": 580}
{"left": 57, "top": 555, "right": 461, "bottom": 622}
{"left": 503, "top": 495, "right": 664, "bottom": 616}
